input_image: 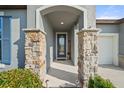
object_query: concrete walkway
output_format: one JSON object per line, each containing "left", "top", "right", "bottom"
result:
{"left": 45, "top": 60, "right": 78, "bottom": 88}
{"left": 98, "top": 65, "right": 124, "bottom": 88}
{"left": 45, "top": 61, "right": 124, "bottom": 88}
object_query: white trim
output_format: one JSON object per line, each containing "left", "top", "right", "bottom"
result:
{"left": 56, "top": 32, "right": 68, "bottom": 60}
{"left": 36, "top": 5, "right": 87, "bottom": 30}
{"left": 0, "top": 63, "right": 5, "bottom": 68}
{"left": 98, "top": 33, "right": 119, "bottom": 66}
{"left": 0, "top": 12, "right": 4, "bottom": 16}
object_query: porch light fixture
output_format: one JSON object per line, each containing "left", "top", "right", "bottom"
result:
{"left": 61, "top": 21, "right": 64, "bottom": 25}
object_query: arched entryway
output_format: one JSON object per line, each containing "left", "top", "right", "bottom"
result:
{"left": 36, "top": 5, "right": 87, "bottom": 29}
{"left": 24, "top": 5, "right": 99, "bottom": 87}
{"left": 35, "top": 5, "right": 88, "bottom": 87}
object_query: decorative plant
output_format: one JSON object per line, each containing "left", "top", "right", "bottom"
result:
{"left": 88, "top": 75, "right": 115, "bottom": 88}
{"left": 0, "top": 69, "right": 44, "bottom": 88}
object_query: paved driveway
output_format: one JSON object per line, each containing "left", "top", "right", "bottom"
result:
{"left": 98, "top": 65, "right": 124, "bottom": 88}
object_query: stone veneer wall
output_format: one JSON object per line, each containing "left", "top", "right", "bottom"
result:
{"left": 77, "top": 29, "right": 99, "bottom": 87}
{"left": 24, "top": 29, "right": 46, "bottom": 81}
{"left": 119, "top": 55, "right": 124, "bottom": 68}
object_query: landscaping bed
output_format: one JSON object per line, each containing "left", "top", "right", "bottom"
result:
{"left": 0, "top": 69, "right": 44, "bottom": 88}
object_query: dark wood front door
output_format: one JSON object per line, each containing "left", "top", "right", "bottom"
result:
{"left": 57, "top": 33, "right": 67, "bottom": 59}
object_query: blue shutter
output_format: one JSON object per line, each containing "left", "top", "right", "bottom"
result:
{"left": 2, "top": 17, "right": 11, "bottom": 65}
{"left": 0, "top": 17, "right": 2, "bottom": 62}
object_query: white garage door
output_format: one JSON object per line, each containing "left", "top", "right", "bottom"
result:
{"left": 98, "top": 36, "right": 113, "bottom": 64}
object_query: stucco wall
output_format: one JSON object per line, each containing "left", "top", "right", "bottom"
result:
{"left": 81, "top": 5, "right": 96, "bottom": 28}
{"left": 69, "top": 23, "right": 80, "bottom": 65}
{"left": 27, "top": 5, "right": 96, "bottom": 28}
{"left": 119, "top": 23, "right": 124, "bottom": 55}
{"left": 78, "top": 13, "right": 84, "bottom": 30}
{"left": 27, "top": 5, "right": 42, "bottom": 28}
{"left": 43, "top": 16, "right": 54, "bottom": 72}
{"left": 0, "top": 10, "right": 27, "bottom": 71}
{"left": 96, "top": 24, "right": 119, "bottom": 33}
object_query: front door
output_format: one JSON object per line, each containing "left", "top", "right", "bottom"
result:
{"left": 56, "top": 33, "right": 67, "bottom": 59}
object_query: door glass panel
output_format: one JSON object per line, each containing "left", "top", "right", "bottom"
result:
{"left": 59, "top": 35, "right": 64, "bottom": 55}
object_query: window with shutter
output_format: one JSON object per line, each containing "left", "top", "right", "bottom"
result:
{"left": 0, "top": 16, "right": 11, "bottom": 65}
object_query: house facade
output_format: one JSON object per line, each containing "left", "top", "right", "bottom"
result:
{"left": 0, "top": 5, "right": 124, "bottom": 74}
{"left": 96, "top": 19, "right": 124, "bottom": 68}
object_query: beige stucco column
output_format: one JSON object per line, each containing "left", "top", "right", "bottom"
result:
{"left": 77, "top": 28, "right": 99, "bottom": 87}
{"left": 24, "top": 28, "right": 46, "bottom": 81}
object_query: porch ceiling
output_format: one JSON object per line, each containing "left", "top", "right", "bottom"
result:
{"left": 45, "top": 11, "right": 81, "bottom": 31}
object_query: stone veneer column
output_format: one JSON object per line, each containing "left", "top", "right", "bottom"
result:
{"left": 77, "top": 29, "right": 99, "bottom": 87}
{"left": 24, "top": 29, "right": 46, "bottom": 81}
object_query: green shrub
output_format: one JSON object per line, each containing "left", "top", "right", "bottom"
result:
{"left": 88, "top": 75, "right": 115, "bottom": 88}
{"left": 0, "top": 69, "right": 44, "bottom": 88}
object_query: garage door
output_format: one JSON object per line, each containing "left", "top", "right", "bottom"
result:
{"left": 98, "top": 36, "right": 113, "bottom": 64}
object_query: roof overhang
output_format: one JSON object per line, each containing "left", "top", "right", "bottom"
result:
{"left": 0, "top": 5, "right": 27, "bottom": 9}
{"left": 96, "top": 18, "right": 124, "bottom": 24}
